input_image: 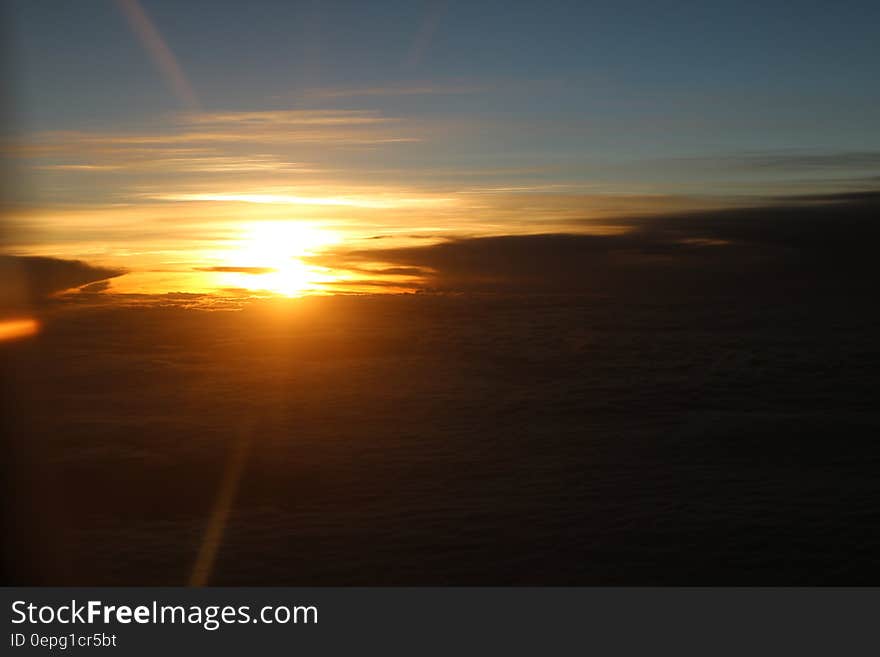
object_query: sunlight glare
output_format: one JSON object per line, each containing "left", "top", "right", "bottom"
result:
{"left": 220, "top": 222, "right": 339, "bottom": 297}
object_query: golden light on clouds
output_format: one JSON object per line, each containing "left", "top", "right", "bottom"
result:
{"left": 3, "top": 91, "right": 706, "bottom": 302}
{"left": 150, "top": 192, "right": 457, "bottom": 209}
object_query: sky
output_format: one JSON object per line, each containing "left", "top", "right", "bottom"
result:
{"left": 2, "top": 0, "right": 879, "bottom": 298}
{"left": 3, "top": 1, "right": 880, "bottom": 585}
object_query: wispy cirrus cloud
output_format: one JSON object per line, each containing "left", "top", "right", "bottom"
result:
{"left": 182, "top": 109, "right": 395, "bottom": 127}
{"left": 33, "top": 164, "right": 123, "bottom": 172}
{"left": 146, "top": 191, "right": 457, "bottom": 209}
{"left": 4, "top": 108, "right": 419, "bottom": 191}
{"left": 34, "top": 155, "right": 321, "bottom": 174}
{"left": 5, "top": 108, "right": 419, "bottom": 161}
{"left": 12, "top": 127, "right": 415, "bottom": 151}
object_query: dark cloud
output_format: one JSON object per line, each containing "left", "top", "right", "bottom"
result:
{"left": 786, "top": 190, "right": 880, "bottom": 203}
{"left": 341, "top": 265, "right": 428, "bottom": 277}
{"left": 322, "top": 278, "right": 412, "bottom": 290}
{"left": 318, "top": 191, "right": 880, "bottom": 292}
{"left": 5, "top": 290, "right": 880, "bottom": 584}
{"left": 373, "top": 267, "right": 427, "bottom": 276}
{"left": 0, "top": 255, "right": 125, "bottom": 309}
{"left": 613, "top": 190, "right": 880, "bottom": 255}
{"left": 365, "top": 234, "right": 442, "bottom": 240}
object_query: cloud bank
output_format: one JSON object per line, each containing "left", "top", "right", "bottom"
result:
{"left": 318, "top": 191, "right": 880, "bottom": 292}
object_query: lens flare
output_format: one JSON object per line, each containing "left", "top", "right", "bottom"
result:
{"left": 0, "top": 318, "right": 39, "bottom": 342}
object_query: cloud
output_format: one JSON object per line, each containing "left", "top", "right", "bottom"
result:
{"left": 13, "top": 127, "right": 415, "bottom": 151}
{"left": 4, "top": 109, "right": 418, "bottom": 166}
{"left": 322, "top": 233, "right": 660, "bottom": 291}
{"left": 35, "top": 155, "right": 320, "bottom": 175}
{"left": 148, "top": 191, "right": 456, "bottom": 209}
{"left": 611, "top": 190, "right": 880, "bottom": 253}
{"left": 78, "top": 280, "right": 113, "bottom": 294}
{"left": 367, "top": 267, "right": 427, "bottom": 276}
{"left": 316, "top": 191, "right": 880, "bottom": 292}
{"left": 0, "top": 256, "right": 125, "bottom": 309}
{"left": 34, "top": 164, "right": 122, "bottom": 172}
{"left": 182, "top": 110, "right": 394, "bottom": 127}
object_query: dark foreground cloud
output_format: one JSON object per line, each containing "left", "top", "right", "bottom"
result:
{"left": 0, "top": 255, "right": 124, "bottom": 310}
{"left": 5, "top": 290, "right": 880, "bottom": 584}
{"left": 618, "top": 190, "right": 880, "bottom": 252}
{"left": 317, "top": 191, "right": 880, "bottom": 292}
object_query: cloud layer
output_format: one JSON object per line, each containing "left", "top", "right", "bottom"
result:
{"left": 317, "top": 191, "right": 880, "bottom": 292}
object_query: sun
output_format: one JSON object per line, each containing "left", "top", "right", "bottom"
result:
{"left": 219, "top": 222, "right": 339, "bottom": 296}
{"left": 257, "top": 258, "right": 312, "bottom": 297}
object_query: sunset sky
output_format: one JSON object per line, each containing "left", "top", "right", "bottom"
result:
{"left": 5, "top": 1, "right": 880, "bottom": 590}
{"left": 3, "top": 0, "right": 879, "bottom": 298}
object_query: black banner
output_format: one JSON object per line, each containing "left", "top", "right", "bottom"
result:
{"left": 2, "top": 588, "right": 876, "bottom": 654}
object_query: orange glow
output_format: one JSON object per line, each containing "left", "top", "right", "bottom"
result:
{"left": 213, "top": 222, "right": 340, "bottom": 297}
{"left": 0, "top": 318, "right": 40, "bottom": 342}
{"left": 151, "top": 192, "right": 457, "bottom": 209}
